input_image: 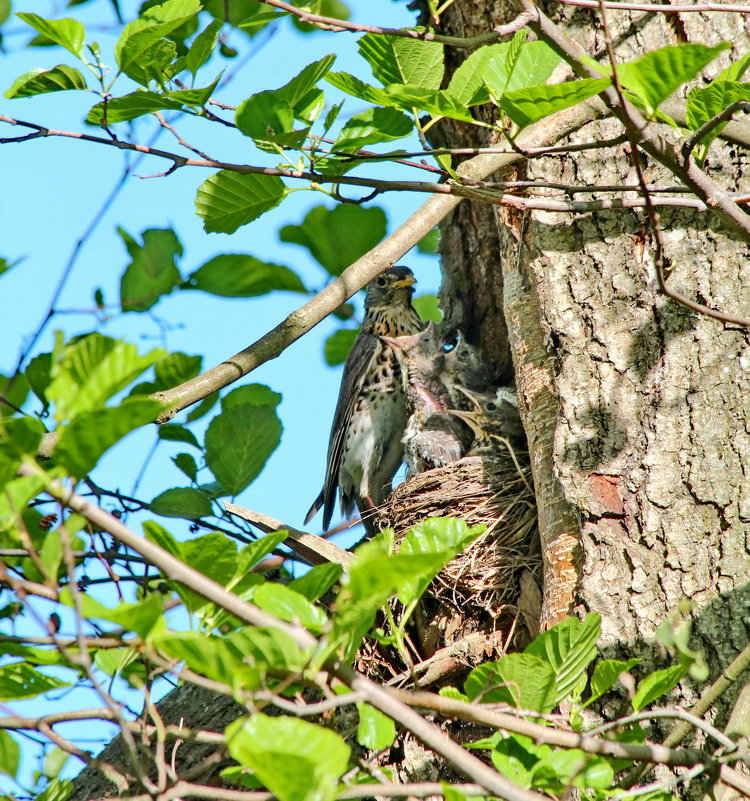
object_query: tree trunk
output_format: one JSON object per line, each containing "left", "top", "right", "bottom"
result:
{"left": 431, "top": 0, "right": 750, "bottom": 729}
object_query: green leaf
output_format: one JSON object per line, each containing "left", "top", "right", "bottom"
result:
{"left": 324, "top": 328, "right": 358, "bottom": 366}
{"left": 279, "top": 204, "right": 386, "bottom": 276}
{"left": 222, "top": 384, "right": 282, "bottom": 410}
{"left": 26, "top": 352, "right": 52, "bottom": 411}
{"left": 417, "top": 228, "right": 440, "bottom": 255}
{"left": 325, "top": 71, "right": 391, "bottom": 105}
{"left": 172, "top": 452, "right": 197, "bottom": 480}
{"left": 0, "top": 730, "right": 19, "bottom": 779}
{"left": 615, "top": 42, "right": 730, "bottom": 115}
{"left": 0, "top": 372, "right": 29, "bottom": 416}
{"left": 226, "top": 626, "right": 308, "bottom": 673}
{"left": 236, "top": 90, "right": 295, "bottom": 142}
{"left": 489, "top": 40, "right": 561, "bottom": 95}
{"left": 397, "top": 518, "right": 484, "bottom": 605}
{"left": 155, "top": 630, "right": 251, "bottom": 686}
{"left": 488, "top": 733, "right": 538, "bottom": 787}
{"left": 131, "top": 351, "right": 203, "bottom": 395}
{"left": 5, "top": 65, "right": 87, "bottom": 98}
{"left": 195, "top": 171, "right": 288, "bottom": 234}
{"left": 587, "top": 658, "right": 640, "bottom": 705}
{"left": 358, "top": 32, "right": 443, "bottom": 90}
{"left": 465, "top": 653, "right": 557, "bottom": 712}
{"left": 0, "top": 662, "right": 69, "bottom": 700}
{"left": 0, "top": 255, "right": 23, "bottom": 279}
{"left": 685, "top": 80, "right": 750, "bottom": 157}
{"left": 43, "top": 747, "right": 70, "bottom": 780}
{"left": 119, "top": 227, "right": 183, "bottom": 312}
{"left": 235, "top": 530, "right": 288, "bottom": 576}
{"left": 34, "top": 778, "right": 72, "bottom": 801}
{"left": 289, "top": 562, "right": 342, "bottom": 601}
{"left": 204, "top": 403, "right": 282, "bottom": 495}
{"left": 150, "top": 487, "right": 212, "bottom": 519}
{"left": 56, "top": 398, "right": 162, "bottom": 477}
{"left": 87, "top": 91, "right": 182, "bottom": 125}
{"left": 47, "top": 334, "right": 165, "bottom": 422}
{"left": 158, "top": 423, "right": 201, "bottom": 448}
{"left": 384, "top": 84, "right": 477, "bottom": 122}
{"left": 356, "top": 703, "right": 396, "bottom": 750}
{"left": 525, "top": 613, "right": 601, "bottom": 706}
{"left": 115, "top": 0, "right": 201, "bottom": 81}
{"left": 226, "top": 714, "right": 350, "bottom": 801}
{"left": 715, "top": 52, "right": 750, "bottom": 83}
{"left": 16, "top": 13, "right": 85, "bottom": 57}
{"left": 186, "top": 254, "right": 306, "bottom": 296}
{"left": 278, "top": 54, "right": 336, "bottom": 114}
{"left": 447, "top": 42, "right": 511, "bottom": 105}
{"left": 251, "top": 583, "right": 327, "bottom": 632}
{"left": 412, "top": 294, "right": 442, "bottom": 323}
{"left": 59, "top": 589, "right": 166, "bottom": 639}
{"left": 166, "top": 74, "right": 222, "bottom": 107}
{"left": 185, "top": 18, "right": 222, "bottom": 77}
{"left": 332, "top": 107, "right": 413, "bottom": 151}
{"left": 144, "top": 519, "right": 182, "bottom": 556}
{"left": 632, "top": 664, "right": 687, "bottom": 711}
{"left": 499, "top": 79, "right": 611, "bottom": 128}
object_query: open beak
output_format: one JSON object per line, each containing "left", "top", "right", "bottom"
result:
{"left": 381, "top": 331, "right": 422, "bottom": 350}
{"left": 455, "top": 384, "right": 483, "bottom": 412}
{"left": 446, "top": 407, "right": 482, "bottom": 437}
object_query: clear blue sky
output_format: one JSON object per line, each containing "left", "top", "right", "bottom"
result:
{"left": 1, "top": 0, "right": 441, "bottom": 790}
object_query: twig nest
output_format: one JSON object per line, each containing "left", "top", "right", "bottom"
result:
{"left": 365, "top": 453, "right": 541, "bottom": 687}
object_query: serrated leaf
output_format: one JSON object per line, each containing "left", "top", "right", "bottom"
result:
{"left": 186, "top": 254, "right": 305, "bottom": 296}
{"left": 358, "top": 32, "right": 443, "bottom": 90}
{"left": 0, "top": 663, "right": 69, "bottom": 700}
{"left": 251, "top": 583, "right": 327, "bottom": 632}
{"left": 155, "top": 630, "right": 256, "bottom": 686}
{"left": 615, "top": 42, "right": 730, "bottom": 115}
{"left": 16, "top": 13, "right": 85, "bottom": 57}
{"left": 226, "top": 714, "right": 350, "bottom": 801}
{"left": 332, "top": 106, "right": 413, "bottom": 151}
{"left": 356, "top": 703, "right": 396, "bottom": 750}
{"left": 278, "top": 54, "right": 336, "bottom": 113}
{"left": 0, "top": 730, "right": 19, "bottom": 779}
{"left": 447, "top": 42, "right": 511, "bottom": 106}
{"left": 324, "top": 328, "right": 358, "bottom": 366}
{"left": 119, "top": 227, "right": 183, "bottom": 312}
{"left": 279, "top": 204, "right": 386, "bottom": 276}
{"left": 195, "top": 171, "right": 288, "bottom": 233}
{"left": 150, "top": 487, "right": 212, "bottom": 518}
{"left": 492, "top": 40, "right": 560, "bottom": 94}
{"left": 632, "top": 664, "right": 687, "bottom": 711}
{"left": 685, "top": 80, "right": 750, "bottom": 156}
{"left": 185, "top": 18, "right": 222, "bottom": 76}
{"left": 5, "top": 65, "right": 87, "bottom": 98}
{"left": 158, "top": 423, "right": 201, "bottom": 448}
{"left": 525, "top": 613, "right": 601, "bottom": 705}
{"left": 56, "top": 397, "right": 161, "bottom": 477}
{"left": 465, "top": 653, "right": 558, "bottom": 712}
{"left": 204, "top": 403, "right": 282, "bottom": 495}
{"left": 499, "top": 78, "right": 610, "bottom": 128}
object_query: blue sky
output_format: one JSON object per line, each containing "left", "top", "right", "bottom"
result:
{"left": 1, "top": 0, "right": 443, "bottom": 790}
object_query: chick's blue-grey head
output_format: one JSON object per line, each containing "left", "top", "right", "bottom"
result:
{"left": 365, "top": 266, "right": 416, "bottom": 310}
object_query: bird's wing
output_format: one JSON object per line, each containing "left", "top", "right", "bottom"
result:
{"left": 305, "top": 331, "right": 380, "bottom": 529}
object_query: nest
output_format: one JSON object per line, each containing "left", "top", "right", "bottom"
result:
{"left": 358, "top": 451, "right": 542, "bottom": 688}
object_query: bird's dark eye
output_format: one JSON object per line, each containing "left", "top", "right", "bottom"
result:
{"left": 486, "top": 402, "right": 497, "bottom": 411}
{"left": 459, "top": 348, "right": 470, "bottom": 358}
{"left": 376, "top": 276, "right": 387, "bottom": 287}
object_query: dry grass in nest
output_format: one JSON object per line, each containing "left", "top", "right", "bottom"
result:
{"left": 361, "top": 452, "right": 542, "bottom": 687}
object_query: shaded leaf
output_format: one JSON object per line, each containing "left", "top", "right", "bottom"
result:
{"left": 172, "top": 452, "right": 197, "bottom": 480}
{"left": 324, "top": 328, "right": 358, "bottom": 366}
{"left": 412, "top": 294, "right": 442, "bottom": 323}
{"left": 289, "top": 562, "right": 342, "bottom": 601}
{"left": 185, "top": 18, "right": 222, "bottom": 76}
{"left": 279, "top": 204, "right": 386, "bottom": 276}
{"left": 277, "top": 54, "right": 336, "bottom": 114}
{"left": 186, "top": 254, "right": 305, "bottom": 296}
{"left": 158, "top": 423, "right": 200, "bottom": 448}
{"left": 150, "top": 487, "right": 212, "bottom": 518}
{"left": 632, "top": 664, "right": 687, "bottom": 711}
{"left": 119, "top": 227, "right": 183, "bottom": 312}
{"left": 0, "top": 662, "right": 69, "bottom": 700}
{"left": 0, "top": 730, "right": 19, "bottom": 779}
{"left": 223, "top": 384, "right": 282, "bottom": 410}
{"left": 236, "top": 90, "right": 295, "bottom": 142}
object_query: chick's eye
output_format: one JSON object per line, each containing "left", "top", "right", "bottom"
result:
{"left": 486, "top": 402, "right": 497, "bottom": 411}
{"left": 459, "top": 348, "right": 470, "bottom": 358}
{"left": 376, "top": 277, "right": 387, "bottom": 287}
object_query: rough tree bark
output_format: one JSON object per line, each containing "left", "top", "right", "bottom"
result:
{"left": 430, "top": 0, "right": 750, "bottom": 731}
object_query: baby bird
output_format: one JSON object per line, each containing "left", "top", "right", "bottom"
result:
{"left": 448, "top": 385, "right": 526, "bottom": 456}
{"left": 384, "top": 324, "right": 472, "bottom": 474}
{"left": 440, "top": 330, "right": 496, "bottom": 410}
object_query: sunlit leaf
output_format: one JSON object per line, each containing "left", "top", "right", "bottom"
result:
{"left": 332, "top": 106, "right": 413, "bottom": 151}
{"left": 358, "top": 32, "right": 443, "bottom": 90}
{"left": 499, "top": 79, "right": 610, "bottom": 128}
{"left": 5, "top": 65, "right": 87, "bottom": 98}
{"left": 16, "top": 13, "right": 85, "bottom": 57}
{"left": 195, "top": 171, "right": 288, "bottom": 233}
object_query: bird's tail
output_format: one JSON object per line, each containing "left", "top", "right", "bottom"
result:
{"left": 304, "top": 489, "right": 324, "bottom": 527}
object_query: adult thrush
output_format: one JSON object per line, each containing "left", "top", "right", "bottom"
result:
{"left": 384, "top": 323, "right": 471, "bottom": 474}
{"left": 305, "top": 266, "right": 424, "bottom": 531}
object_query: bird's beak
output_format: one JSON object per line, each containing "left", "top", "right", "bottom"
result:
{"left": 393, "top": 275, "right": 416, "bottom": 288}
{"left": 446, "top": 407, "right": 482, "bottom": 436}
{"left": 381, "top": 332, "right": 422, "bottom": 349}
{"left": 455, "top": 384, "right": 482, "bottom": 412}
